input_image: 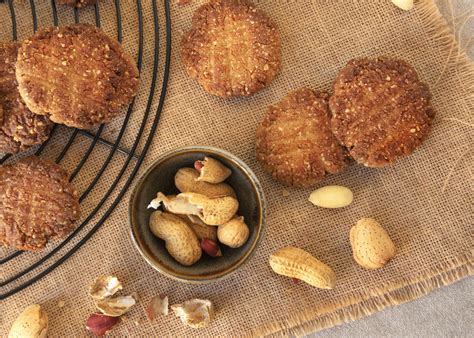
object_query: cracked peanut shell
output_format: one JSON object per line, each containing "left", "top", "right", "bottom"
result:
{"left": 181, "top": 0, "right": 281, "bottom": 98}
{"left": 174, "top": 167, "right": 236, "bottom": 198}
{"left": 89, "top": 275, "right": 123, "bottom": 300}
{"left": 149, "top": 192, "right": 239, "bottom": 226}
{"left": 181, "top": 214, "right": 218, "bottom": 241}
{"left": 195, "top": 157, "right": 232, "bottom": 184}
{"left": 171, "top": 299, "right": 214, "bottom": 329}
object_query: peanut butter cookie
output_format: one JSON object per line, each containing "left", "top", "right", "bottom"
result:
{"left": 181, "top": 0, "right": 281, "bottom": 98}
{"left": 0, "top": 156, "right": 80, "bottom": 251}
{"left": 16, "top": 24, "right": 139, "bottom": 129}
{"left": 256, "top": 88, "right": 349, "bottom": 188}
{"left": 329, "top": 57, "right": 435, "bottom": 167}
{"left": 0, "top": 42, "right": 53, "bottom": 154}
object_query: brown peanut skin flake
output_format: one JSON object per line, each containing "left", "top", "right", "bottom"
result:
{"left": 0, "top": 156, "right": 80, "bottom": 251}
{"left": 329, "top": 56, "right": 435, "bottom": 168}
{"left": 181, "top": 0, "right": 281, "bottom": 98}
{"left": 256, "top": 88, "right": 350, "bottom": 188}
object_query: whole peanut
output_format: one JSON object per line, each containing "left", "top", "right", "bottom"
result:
{"left": 217, "top": 216, "right": 250, "bottom": 248}
{"left": 350, "top": 218, "right": 396, "bottom": 269}
{"left": 8, "top": 304, "right": 48, "bottom": 338}
{"left": 269, "top": 247, "right": 336, "bottom": 289}
{"left": 149, "top": 211, "right": 202, "bottom": 266}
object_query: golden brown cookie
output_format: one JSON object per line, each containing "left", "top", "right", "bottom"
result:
{"left": 329, "top": 57, "right": 435, "bottom": 168}
{"left": 16, "top": 24, "right": 139, "bottom": 130}
{"left": 256, "top": 88, "right": 349, "bottom": 188}
{"left": 181, "top": 0, "right": 281, "bottom": 98}
{"left": 0, "top": 42, "right": 53, "bottom": 154}
{"left": 57, "top": 0, "right": 97, "bottom": 8}
{"left": 0, "top": 156, "right": 80, "bottom": 251}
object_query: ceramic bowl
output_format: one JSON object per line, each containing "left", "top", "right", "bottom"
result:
{"left": 129, "top": 146, "right": 266, "bottom": 283}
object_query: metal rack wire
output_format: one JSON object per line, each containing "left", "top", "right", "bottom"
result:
{"left": 0, "top": 0, "right": 171, "bottom": 299}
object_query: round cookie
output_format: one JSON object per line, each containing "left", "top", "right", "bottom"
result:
{"left": 0, "top": 42, "right": 53, "bottom": 154}
{"left": 329, "top": 57, "right": 435, "bottom": 168}
{"left": 57, "top": 0, "right": 97, "bottom": 7}
{"left": 256, "top": 88, "right": 349, "bottom": 188}
{"left": 16, "top": 24, "right": 139, "bottom": 129}
{"left": 0, "top": 156, "right": 80, "bottom": 251}
{"left": 181, "top": 0, "right": 281, "bottom": 98}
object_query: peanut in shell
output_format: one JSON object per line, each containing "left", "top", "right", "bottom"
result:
{"left": 217, "top": 216, "right": 249, "bottom": 248}
{"left": 149, "top": 211, "right": 202, "bottom": 266}
{"left": 174, "top": 167, "right": 236, "bottom": 198}
{"left": 153, "top": 192, "right": 238, "bottom": 226}
{"left": 195, "top": 157, "right": 232, "bottom": 184}
{"left": 269, "top": 247, "right": 336, "bottom": 289}
{"left": 350, "top": 218, "right": 396, "bottom": 269}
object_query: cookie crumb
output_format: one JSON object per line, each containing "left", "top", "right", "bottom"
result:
{"left": 177, "top": 0, "right": 191, "bottom": 6}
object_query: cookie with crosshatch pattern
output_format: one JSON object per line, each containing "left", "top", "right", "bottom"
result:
{"left": 181, "top": 0, "right": 281, "bottom": 98}
{"left": 0, "top": 156, "right": 80, "bottom": 251}
{"left": 16, "top": 24, "right": 139, "bottom": 130}
{"left": 329, "top": 56, "right": 435, "bottom": 167}
{"left": 256, "top": 88, "right": 350, "bottom": 188}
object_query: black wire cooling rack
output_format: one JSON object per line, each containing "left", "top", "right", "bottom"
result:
{"left": 0, "top": 0, "right": 171, "bottom": 300}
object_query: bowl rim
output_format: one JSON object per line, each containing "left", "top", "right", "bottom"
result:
{"left": 129, "top": 145, "right": 266, "bottom": 283}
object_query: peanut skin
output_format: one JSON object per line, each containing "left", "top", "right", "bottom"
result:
{"left": 149, "top": 211, "right": 202, "bottom": 266}
{"left": 269, "top": 247, "right": 336, "bottom": 289}
{"left": 217, "top": 216, "right": 249, "bottom": 248}
{"left": 175, "top": 168, "right": 236, "bottom": 198}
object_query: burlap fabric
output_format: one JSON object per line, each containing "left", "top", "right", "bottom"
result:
{"left": 1, "top": 0, "right": 473, "bottom": 336}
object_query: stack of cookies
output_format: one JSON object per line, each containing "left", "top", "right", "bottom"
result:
{"left": 0, "top": 23, "right": 139, "bottom": 251}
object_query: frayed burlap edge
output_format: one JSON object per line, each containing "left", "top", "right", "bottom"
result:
{"left": 251, "top": 0, "right": 474, "bottom": 336}
{"left": 255, "top": 251, "right": 473, "bottom": 337}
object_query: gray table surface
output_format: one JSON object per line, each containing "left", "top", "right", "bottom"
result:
{"left": 311, "top": 1, "right": 474, "bottom": 336}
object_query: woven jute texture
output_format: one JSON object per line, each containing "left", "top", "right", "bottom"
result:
{"left": 1, "top": 0, "right": 473, "bottom": 336}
